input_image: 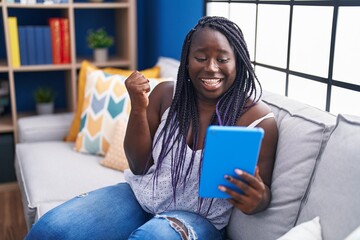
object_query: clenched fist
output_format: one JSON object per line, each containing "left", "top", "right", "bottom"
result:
{"left": 125, "top": 71, "right": 151, "bottom": 112}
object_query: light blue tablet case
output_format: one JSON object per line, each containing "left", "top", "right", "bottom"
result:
{"left": 199, "top": 126, "right": 264, "bottom": 198}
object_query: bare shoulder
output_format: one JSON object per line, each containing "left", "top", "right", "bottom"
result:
{"left": 146, "top": 80, "right": 175, "bottom": 138}
{"left": 237, "top": 100, "right": 273, "bottom": 127}
{"left": 148, "top": 80, "right": 175, "bottom": 115}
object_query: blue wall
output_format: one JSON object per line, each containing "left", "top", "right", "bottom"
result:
{"left": 137, "top": 0, "right": 203, "bottom": 69}
{"left": 10, "top": 0, "right": 203, "bottom": 112}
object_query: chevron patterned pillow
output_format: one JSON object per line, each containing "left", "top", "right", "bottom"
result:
{"left": 74, "top": 66, "right": 167, "bottom": 156}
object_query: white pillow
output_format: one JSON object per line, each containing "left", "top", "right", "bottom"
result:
{"left": 156, "top": 56, "right": 180, "bottom": 80}
{"left": 277, "top": 217, "right": 322, "bottom": 240}
{"left": 344, "top": 226, "right": 360, "bottom": 240}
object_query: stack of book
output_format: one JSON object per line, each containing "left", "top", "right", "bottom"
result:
{"left": 7, "top": 17, "right": 71, "bottom": 67}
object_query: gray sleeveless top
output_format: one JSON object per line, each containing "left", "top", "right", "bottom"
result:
{"left": 124, "top": 108, "right": 233, "bottom": 230}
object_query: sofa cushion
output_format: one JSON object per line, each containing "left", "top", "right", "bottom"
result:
{"left": 74, "top": 67, "right": 167, "bottom": 156}
{"left": 15, "top": 141, "right": 125, "bottom": 228}
{"left": 17, "top": 113, "right": 73, "bottom": 143}
{"left": 74, "top": 68, "right": 130, "bottom": 155}
{"left": 35, "top": 201, "right": 66, "bottom": 222}
{"left": 296, "top": 114, "right": 360, "bottom": 240}
{"left": 277, "top": 216, "right": 322, "bottom": 240}
{"left": 100, "top": 118, "right": 129, "bottom": 171}
{"left": 227, "top": 91, "right": 336, "bottom": 240}
{"left": 156, "top": 56, "right": 180, "bottom": 80}
{"left": 65, "top": 61, "right": 160, "bottom": 142}
{"left": 345, "top": 225, "right": 360, "bottom": 240}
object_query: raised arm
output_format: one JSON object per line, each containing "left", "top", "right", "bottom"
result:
{"left": 124, "top": 72, "right": 173, "bottom": 175}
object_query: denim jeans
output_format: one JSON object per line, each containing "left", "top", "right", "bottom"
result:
{"left": 25, "top": 183, "right": 225, "bottom": 240}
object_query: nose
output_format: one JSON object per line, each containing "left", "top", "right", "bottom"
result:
{"left": 205, "top": 59, "right": 219, "bottom": 72}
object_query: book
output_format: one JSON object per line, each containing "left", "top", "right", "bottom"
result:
{"left": 48, "top": 18, "right": 61, "bottom": 64}
{"left": 35, "top": 26, "right": 46, "bottom": 64}
{"left": 59, "top": 18, "right": 70, "bottom": 63}
{"left": 18, "top": 26, "right": 28, "bottom": 66}
{"left": 7, "top": 17, "right": 21, "bottom": 67}
{"left": 42, "top": 26, "right": 53, "bottom": 64}
{"left": 199, "top": 126, "right": 264, "bottom": 198}
{"left": 25, "top": 26, "right": 37, "bottom": 65}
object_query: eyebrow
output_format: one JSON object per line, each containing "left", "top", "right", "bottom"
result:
{"left": 192, "top": 47, "right": 232, "bottom": 54}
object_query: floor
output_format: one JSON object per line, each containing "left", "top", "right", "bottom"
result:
{"left": 0, "top": 182, "right": 28, "bottom": 240}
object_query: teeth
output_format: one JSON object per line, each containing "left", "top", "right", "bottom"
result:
{"left": 201, "top": 79, "right": 221, "bottom": 86}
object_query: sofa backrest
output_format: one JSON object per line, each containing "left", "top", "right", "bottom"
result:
{"left": 296, "top": 113, "right": 360, "bottom": 240}
{"left": 227, "top": 90, "right": 337, "bottom": 240}
{"left": 156, "top": 56, "right": 360, "bottom": 239}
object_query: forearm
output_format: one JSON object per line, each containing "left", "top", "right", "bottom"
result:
{"left": 124, "top": 109, "right": 153, "bottom": 175}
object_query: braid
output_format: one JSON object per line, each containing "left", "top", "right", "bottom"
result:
{"left": 153, "top": 16, "right": 262, "bottom": 208}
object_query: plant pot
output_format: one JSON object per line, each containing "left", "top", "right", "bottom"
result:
{"left": 93, "top": 48, "right": 108, "bottom": 63}
{"left": 36, "top": 102, "right": 54, "bottom": 115}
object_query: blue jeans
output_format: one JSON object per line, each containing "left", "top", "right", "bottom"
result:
{"left": 25, "top": 183, "right": 225, "bottom": 240}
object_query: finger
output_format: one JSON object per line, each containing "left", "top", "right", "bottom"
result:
{"left": 218, "top": 185, "right": 247, "bottom": 201}
{"left": 127, "top": 71, "right": 148, "bottom": 83}
{"left": 224, "top": 175, "right": 254, "bottom": 196}
{"left": 234, "top": 169, "right": 263, "bottom": 191}
{"left": 254, "top": 166, "right": 262, "bottom": 182}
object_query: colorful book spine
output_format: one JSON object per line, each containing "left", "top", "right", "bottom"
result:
{"left": 35, "top": 26, "right": 46, "bottom": 64}
{"left": 48, "top": 18, "right": 61, "bottom": 64}
{"left": 42, "top": 26, "right": 53, "bottom": 64}
{"left": 26, "top": 26, "right": 37, "bottom": 65}
{"left": 60, "top": 18, "right": 70, "bottom": 64}
{"left": 7, "top": 17, "right": 21, "bottom": 67}
{"left": 18, "top": 26, "right": 28, "bottom": 66}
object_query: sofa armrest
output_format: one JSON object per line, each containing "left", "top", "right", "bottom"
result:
{"left": 17, "top": 112, "right": 74, "bottom": 143}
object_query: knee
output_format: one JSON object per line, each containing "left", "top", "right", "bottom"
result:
{"left": 25, "top": 212, "right": 71, "bottom": 240}
{"left": 128, "top": 215, "right": 197, "bottom": 240}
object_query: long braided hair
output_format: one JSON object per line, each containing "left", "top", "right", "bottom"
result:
{"left": 152, "top": 16, "right": 262, "bottom": 205}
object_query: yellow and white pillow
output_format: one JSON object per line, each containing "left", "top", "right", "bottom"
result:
{"left": 100, "top": 118, "right": 129, "bottom": 171}
{"left": 74, "top": 65, "right": 171, "bottom": 156}
{"left": 74, "top": 68, "right": 129, "bottom": 155}
{"left": 65, "top": 60, "right": 160, "bottom": 142}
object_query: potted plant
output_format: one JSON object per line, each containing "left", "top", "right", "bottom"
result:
{"left": 34, "top": 87, "right": 55, "bottom": 115}
{"left": 86, "top": 28, "right": 114, "bottom": 62}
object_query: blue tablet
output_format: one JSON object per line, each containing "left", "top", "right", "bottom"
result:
{"left": 199, "top": 126, "right": 264, "bottom": 198}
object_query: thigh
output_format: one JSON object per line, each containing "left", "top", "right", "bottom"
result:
{"left": 129, "top": 210, "right": 225, "bottom": 240}
{"left": 26, "top": 182, "right": 151, "bottom": 240}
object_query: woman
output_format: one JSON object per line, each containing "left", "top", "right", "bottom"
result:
{"left": 26, "top": 16, "right": 278, "bottom": 240}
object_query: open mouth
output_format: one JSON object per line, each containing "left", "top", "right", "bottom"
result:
{"left": 201, "top": 78, "right": 222, "bottom": 87}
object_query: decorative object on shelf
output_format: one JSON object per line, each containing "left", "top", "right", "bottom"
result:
{"left": 34, "top": 87, "right": 55, "bottom": 115}
{"left": 86, "top": 28, "right": 114, "bottom": 62}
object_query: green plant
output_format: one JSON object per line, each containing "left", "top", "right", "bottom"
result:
{"left": 34, "top": 87, "right": 55, "bottom": 103}
{"left": 86, "top": 28, "right": 114, "bottom": 49}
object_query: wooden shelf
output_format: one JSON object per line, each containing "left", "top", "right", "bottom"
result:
{"left": 12, "top": 64, "right": 73, "bottom": 72}
{"left": 0, "top": 0, "right": 137, "bottom": 143}
{"left": 73, "top": 2, "right": 129, "bottom": 9}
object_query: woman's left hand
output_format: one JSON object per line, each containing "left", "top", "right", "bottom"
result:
{"left": 218, "top": 167, "right": 270, "bottom": 214}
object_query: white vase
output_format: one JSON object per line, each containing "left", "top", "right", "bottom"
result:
{"left": 36, "top": 102, "right": 54, "bottom": 115}
{"left": 93, "top": 48, "right": 108, "bottom": 63}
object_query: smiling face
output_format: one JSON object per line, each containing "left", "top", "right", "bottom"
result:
{"left": 188, "top": 27, "right": 237, "bottom": 104}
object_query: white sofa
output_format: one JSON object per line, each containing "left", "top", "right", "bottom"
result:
{"left": 15, "top": 57, "right": 360, "bottom": 239}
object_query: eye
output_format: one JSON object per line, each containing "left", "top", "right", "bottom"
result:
{"left": 218, "top": 58, "right": 230, "bottom": 63}
{"left": 194, "top": 57, "right": 206, "bottom": 62}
